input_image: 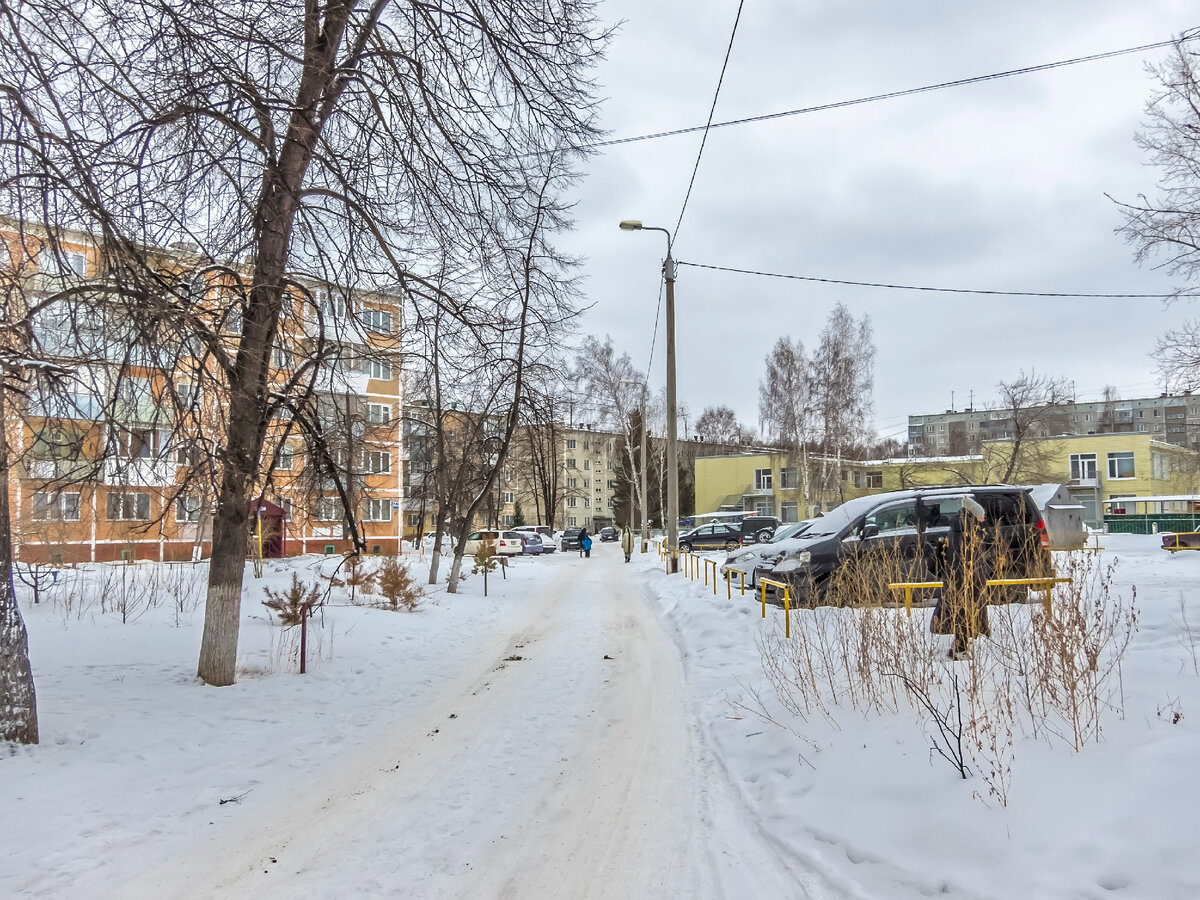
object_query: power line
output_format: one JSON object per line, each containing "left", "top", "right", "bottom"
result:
{"left": 673, "top": 0, "right": 745, "bottom": 244}
{"left": 677, "top": 260, "right": 1189, "bottom": 299}
{"left": 592, "top": 35, "right": 1195, "bottom": 152}
{"left": 643, "top": 275, "right": 665, "bottom": 388}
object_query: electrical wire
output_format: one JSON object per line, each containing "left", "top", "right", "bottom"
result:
{"left": 673, "top": 0, "right": 745, "bottom": 244}
{"left": 677, "top": 260, "right": 1189, "bottom": 299}
{"left": 592, "top": 35, "right": 1196, "bottom": 152}
{"left": 643, "top": 275, "right": 665, "bottom": 390}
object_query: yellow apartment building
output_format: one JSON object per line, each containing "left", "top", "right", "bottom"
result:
{"left": 695, "top": 433, "right": 1200, "bottom": 529}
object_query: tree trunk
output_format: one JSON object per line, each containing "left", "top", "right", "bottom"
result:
{"left": 0, "top": 380, "right": 38, "bottom": 743}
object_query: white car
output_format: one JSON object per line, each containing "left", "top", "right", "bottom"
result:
{"left": 720, "top": 520, "right": 816, "bottom": 588}
{"left": 461, "top": 529, "right": 524, "bottom": 557}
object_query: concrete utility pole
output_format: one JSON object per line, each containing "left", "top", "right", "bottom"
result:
{"left": 619, "top": 218, "right": 679, "bottom": 573}
{"left": 640, "top": 390, "right": 649, "bottom": 553}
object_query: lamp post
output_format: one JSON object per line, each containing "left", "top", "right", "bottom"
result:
{"left": 619, "top": 219, "right": 679, "bottom": 573}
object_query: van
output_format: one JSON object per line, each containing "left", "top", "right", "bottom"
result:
{"left": 754, "top": 486, "right": 1050, "bottom": 606}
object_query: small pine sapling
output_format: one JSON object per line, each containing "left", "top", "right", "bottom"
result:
{"left": 378, "top": 556, "right": 422, "bottom": 612}
{"left": 262, "top": 573, "right": 322, "bottom": 625}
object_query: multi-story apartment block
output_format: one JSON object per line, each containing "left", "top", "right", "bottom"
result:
{"left": 556, "top": 424, "right": 621, "bottom": 531}
{"left": 4, "top": 222, "right": 402, "bottom": 563}
{"left": 908, "top": 392, "right": 1200, "bottom": 457}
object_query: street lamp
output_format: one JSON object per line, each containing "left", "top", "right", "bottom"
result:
{"left": 620, "top": 219, "right": 680, "bottom": 573}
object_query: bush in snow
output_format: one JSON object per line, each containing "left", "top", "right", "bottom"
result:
{"left": 377, "top": 557, "right": 421, "bottom": 612}
{"left": 262, "top": 573, "right": 323, "bottom": 626}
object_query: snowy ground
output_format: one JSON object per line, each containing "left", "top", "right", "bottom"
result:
{"left": 3, "top": 535, "right": 1198, "bottom": 898}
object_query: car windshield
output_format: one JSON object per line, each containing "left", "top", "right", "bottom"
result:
{"left": 767, "top": 521, "right": 812, "bottom": 543}
{"left": 805, "top": 494, "right": 900, "bottom": 537}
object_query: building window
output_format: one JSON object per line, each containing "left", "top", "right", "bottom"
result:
{"left": 367, "top": 357, "right": 393, "bottom": 380}
{"left": 566, "top": 458, "right": 576, "bottom": 469}
{"left": 584, "top": 498, "right": 590, "bottom": 508}
{"left": 1153, "top": 453, "right": 1168, "bottom": 480}
{"left": 502, "top": 514, "right": 514, "bottom": 526}
{"left": 176, "top": 382, "right": 197, "bottom": 408}
{"left": 584, "top": 459, "right": 590, "bottom": 470}
{"left": 865, "top": 473, "right": 883, "bottom": 488}
{"left": 107, "top": 491, "right": 150, "bottom": 521}
{"left": 566, "top": 439, "right": 576, "bottom": 449}
{"left": 38, "top": 247, "right": 86, "bottom": 277}
{"left": 567, "top": 497, "right": 577, "bottom": 508}
{"left": 176, "top": 445, "right": 202, "bottom": 467}
{"left": 367, "top": 403, "right": 392, "bottom": 425}
{"left": 407, "top": 512, "right": 421, "bottom": 527}
{"left": 567, "top": 477, "right": 577, "bottom": 488}
{"left": 1107, "top": 451, "right": 1135, "bottom": 479}
{"left": 276, "top": 446, "right": 294, "bottom": 471}
{"left": 567, "top": 516, "right": 577, "bottom": 527}
{"left": 175, "top": 494, "right": 203, "bottom": 523}
{"left": 273, "top": 345, "right": 294, "bottom": 370}
{"left": 779, "top": 467, "right": 797, "bottom": 489}
{"left": 502, "top": 491, "right": 514, "bottom": 504}
{"left": 754, "top": 468, "right": 772, "bottom": 491}
{"left": 316, "top": 497, "right": 342, "bottom": 521}
{"left": 367, "top": 451, "right": 391, "bottom": 474}
{"left": 754, "top": 500, "right": 772, "bottom": 516}
{"left": 32, "top": 491, "right": 80, "bottom": 521}
{"left": 114, "top": 426, "right": 161, "bottom": 460}
{"left": 363, "top": 498, "right": 392, "bottom": 522}
{"left": 780, "top": 502, "right": 799, "bottom": 523}
{"left": 361, "top": 307, "right": 393, "bottom": 334}
{"left": 1070, "top": 453, "right": 1097, "bottom": 481}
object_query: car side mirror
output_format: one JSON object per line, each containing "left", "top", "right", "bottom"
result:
{"left": 861, "top": 523, "right": 880, "bottom": 540}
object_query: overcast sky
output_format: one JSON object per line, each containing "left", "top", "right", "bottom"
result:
{"left": 560, "top": 0, "right": 1199, "bottom": 445}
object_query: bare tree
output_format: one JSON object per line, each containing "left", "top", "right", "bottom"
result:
{"left": 695, "top": 405, "right": 753, "bottom": 450}
{"left": 759, "top": 336, "right": 814, "bottom": 514}
{"left": 987, "top": 371, "right": 1073, "bottom": 484}
{"left": 811, "top": 303, "right": 875, "bottom": 504}
{"left": 0, "top": 0, "right": 609, "bottom": 683}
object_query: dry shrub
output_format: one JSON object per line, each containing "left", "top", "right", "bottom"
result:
{"left": 263, "top": 573, "right": 323, "bottom": 625}
{"left": 751, "top": 537, "right": 1137, "bottom": 803}
{"left": 377, "top": 556, "right": 422, "bottom": 612}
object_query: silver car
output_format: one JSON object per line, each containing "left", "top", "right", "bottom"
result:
{"left": 720, "top": 520, "right": 816, "bottom": 588}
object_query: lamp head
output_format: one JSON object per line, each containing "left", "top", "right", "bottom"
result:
{"left": 618, "top": 220, "right": 644, "bottom": 231}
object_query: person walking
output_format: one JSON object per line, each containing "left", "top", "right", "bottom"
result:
{"left": 578, "top": 528, "right": 589, "bottom": 558}
{"left": 931, "top": 496, "right": 992, "bottom": 659}
{"left": 620, "top": 525, "right": 634, "bottom": 563}
{"left": 580, "top": 531, "right": 593, "bottom": 559}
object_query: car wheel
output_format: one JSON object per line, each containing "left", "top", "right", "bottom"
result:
{"left": 725, "top": 540, "right": 739, "bottom": 551}
{"left": 756, "top": 528, "right": 773, "bottom": 543}
{"left": 680, "top": 541, "right": 692, "bottom": 553}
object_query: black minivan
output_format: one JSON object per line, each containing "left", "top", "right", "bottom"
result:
{"left": 754, "top": 486, "right": 1050, "bottom": 606}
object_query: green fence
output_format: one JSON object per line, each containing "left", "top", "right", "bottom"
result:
{"left": 1104, "top": 513, "right": 1200, "bottom": 535}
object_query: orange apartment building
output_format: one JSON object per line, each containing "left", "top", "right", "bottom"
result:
{"left": 2, "top": 221, "right": 403, "bottom": 563}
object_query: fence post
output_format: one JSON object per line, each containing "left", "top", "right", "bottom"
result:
{"left": 784, "top": 586, "right": 790, "bottom": 639}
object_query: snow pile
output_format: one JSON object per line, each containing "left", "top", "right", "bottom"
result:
{"left": 638, "top": 535, "right": 1200, "bottom": 898}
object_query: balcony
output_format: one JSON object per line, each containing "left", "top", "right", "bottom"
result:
{"left": 1069, "top": 476, "right": 1099, "bottom": 489}
{"left": 103, "top": 457, "right": 176, "bottom": 487}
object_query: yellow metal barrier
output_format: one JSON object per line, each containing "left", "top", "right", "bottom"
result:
{"left": 887, "top": 577, "right": 1071, "bottom": 616}
{"left": 759, "top": 577, "right": 791, "bottom": 638}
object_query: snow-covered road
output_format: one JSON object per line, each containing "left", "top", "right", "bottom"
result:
{"left": 105, "top": 552, "right": 818, "bottom": 899}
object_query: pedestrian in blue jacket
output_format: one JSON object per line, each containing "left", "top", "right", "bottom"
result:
{"left": 581, "top": 532, "right": 593, "bottom": 559}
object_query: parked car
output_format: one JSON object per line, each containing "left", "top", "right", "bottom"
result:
{"left": 560, "top": 527, "right": 584, "bottom": 551}
{"left": 678, "top": 522, "right": 743, "bottom": 552}
{"left": 721, "top": 519, "right": 817, "bottom": 587}
{"left": 517, "top": 532, "right": 544, "bottom": 555}
{"left": 598, "top": 526, "right": 619, "bottom": 542}
{"left": 514, "top": 525, "right": 557, "bottom": 552}
{"left": 738, "top": 515, "right": 782, "bottom": 544}
{"left": 755, "top": 486, "right": 1051, "bottom": 606}
{"left": 461, "top": 529, "right": 524, "bottom": 557}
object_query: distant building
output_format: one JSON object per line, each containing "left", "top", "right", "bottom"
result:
{"left": 908, "top": 392, "right": 1200, "bottom": 457}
